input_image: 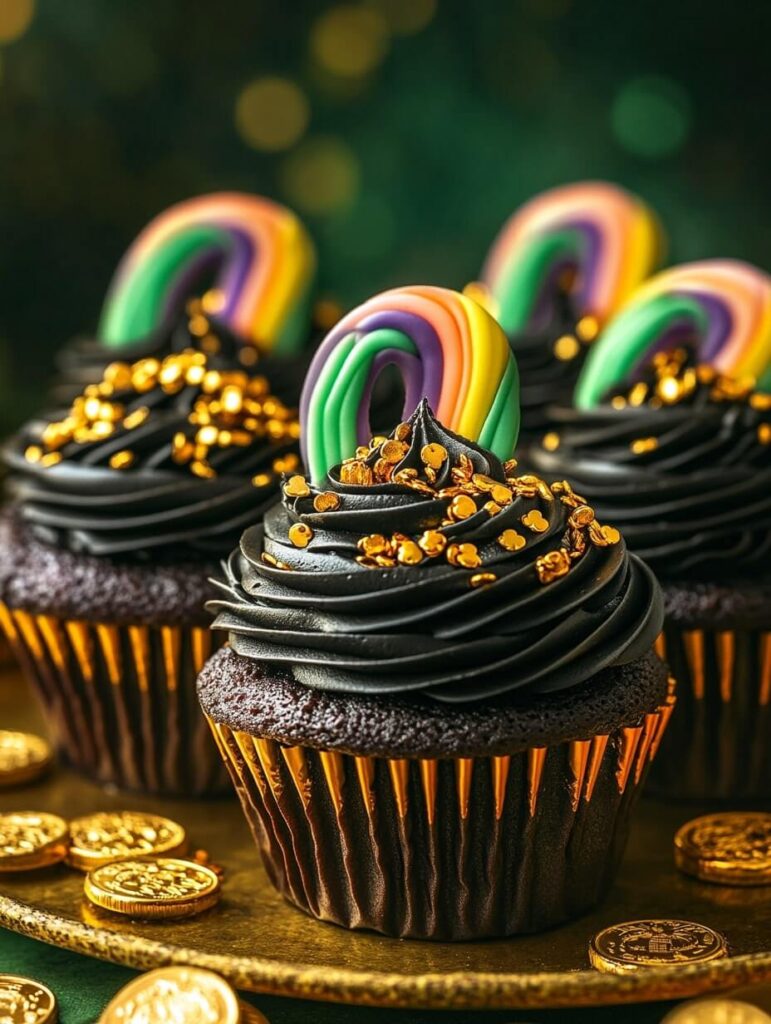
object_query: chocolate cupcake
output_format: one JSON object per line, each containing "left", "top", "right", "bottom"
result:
{"left": 475, "top": 181, "right": 664, "bottom": 440}
{"left": 0, "top": 193, "right": 317, "bottom": 797}
{"left": 198, "top": 286, "right": 670, "bottom": 940}
{"left": 532, "top": 260, "right": 771, "bottom": 801}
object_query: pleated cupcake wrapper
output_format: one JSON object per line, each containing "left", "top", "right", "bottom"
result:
{"left": 0, "top": 603, "right": 228, "bottom": 796}
{"left": 206, "top": 680, "right": 676, "bottom": 940}
{"left": 649, "top": 625, "right": 771, "bottom": 801}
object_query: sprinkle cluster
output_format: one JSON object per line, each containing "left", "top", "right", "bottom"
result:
{"left": 278, "top": 421, "right": 620, "bottom": 587}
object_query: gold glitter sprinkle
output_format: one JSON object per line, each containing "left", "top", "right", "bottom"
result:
{"left": 568, "top": 504, "right": 595, "bottom": 528}
{"left": 109, "top": 450, "right": 135, "bottom": 470}
{"left": 536, "top": 548, "right": 571, "bottom": 584}
{"left": 273, "top": 453, "right": 299, "bottom": 474}
{"left": 554, "top": 335, "right": 580, "bottom": 361}
{"left": 542, "top": 432, "right": 561, "bottom": 451}
{"left": 261, "top": 552, "right": 291, "bottom": 570}
{"left": 758, "top": 424, "right": 771, "bottom": 445}
{"left": 446, "top": 542, "right": 481, "bottom": 569}
{"left": 503, "top": 458, "right": 518, "bottom": 475}
{"left": 396, "top": 539, "right": 423, "bottom": 565}
{"left": 40, "top": 452, "right": 62, "bottom": 468}
{"left": 123, "top": 406, "right": 149, "bottom": 430}
{"left": 313, "top": 491, "right": 340, "bottom": 512}
{"left": 288, "top": 523, "right": 313, "bottom": 548}
{"left": 470, "top": 572, "right": 497, "bottom": 588}
{"left": 191, "top": 461, "right": 216, "bottom": 479}
{"left": 420, "top": 443, "right": 447, "bottom": 469}
{"left": 339, "top": 460, "right": 373, "bottom": 486}
{"left": 252, "top": 473, "right": 272, "bottom": 487}
{"left": 498, "top": 529, "right": 526, "bottom": 551}
{"left": 284, "top": 475, "right": 310, "bottom": 498}
{"left": 381, "top": 439, "right": 409, "bottom": 464}
{"left": 417, "top": 530, "right": 447, "bottom": 557}
{"left": 628, "top": 382, "right": 649, "bottom": 406}
{"left": 522, "top": 509, "right": 549, "bottom": 533}
{"left": 588, "top": 522, "right": 621, "bottom": 547}
{"left": 448, "top": 494, "right": 477, "bottom": 521}
{"left": 630, "top": 437, "right": 659, "bottom": 454}
{"left": 25, "top": 445, "right": 42, "bottom": 463}
{"left": 576, "top": 315, "right": 599, "bottom": 341}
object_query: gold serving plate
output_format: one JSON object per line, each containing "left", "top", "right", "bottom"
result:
{"left": 1, "top": 666, "right": 770, "bottom": 1011}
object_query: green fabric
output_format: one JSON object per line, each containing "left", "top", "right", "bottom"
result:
{"left": 0, "top": 928, "right": 679, "bottom": 1023}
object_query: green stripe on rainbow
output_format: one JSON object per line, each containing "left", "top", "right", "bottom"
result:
{"left": 300, "top": 286, "right": 520, "bottom": 484}
{"left": 576, "top": 259, "right": 771, "bottom": 408}
{"left": 99, "top": 192, "right": 316, "bottom": 355}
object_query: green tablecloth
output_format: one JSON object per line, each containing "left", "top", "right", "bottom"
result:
{"left": 0, "top": 928, "right": 680, "bottom": 1024}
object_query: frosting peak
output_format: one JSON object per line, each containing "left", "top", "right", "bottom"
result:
{"left": 209, "top": 402, "right": 662, "bottom": 703}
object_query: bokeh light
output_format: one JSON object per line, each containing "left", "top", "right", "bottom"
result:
{"left": 279, "top": 137, "right": 360, "bottom": 214}
{"left": 235, "top": 76, "right": 310, "bottom": 152}
{"left": 0, "top": 0, "right": 35, "bottom": 43}
{"left": 372, "top": 0, "right": 437, "bottom": 35}
{"left": 310, "top": 5, "right": 388, "bottom": 78}
{"left": 612, "top": 76, "right": 691, "bottom": 159}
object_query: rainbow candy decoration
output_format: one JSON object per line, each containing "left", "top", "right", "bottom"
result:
{"left": 481, "top": 181, "right": 664, "bottom": 338}
{"left": 575, "top": 259, "right": 771, "bottom": 408}
{"left": 99, "top": 193, "right": 316, "bottom": 355}
{"left": 300, "top": 286, "right": 520, "bottom": 484}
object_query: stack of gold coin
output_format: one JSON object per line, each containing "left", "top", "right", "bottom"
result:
{"left": 675, "top": 812, "right": 771, "bottom": 886}
{"left": 84, "top": 856, "right": 221, "bottom": 919}
{"left": 589, "top": 919, "right": 728, "bottom": 974}
{"left": 98, "top": 967, "right": 262, "bottom": 1023}
{"left": 0, "top": 731, "right": 52, "bottom": 789}
{"left": 0, "top": 973, "right": 58, "bottom": 1023}
{"left": 67, "top": 810, "right": 187, "bottom": 870}
{"left": 0, "top": 812, "right": 69, "bottom": 872}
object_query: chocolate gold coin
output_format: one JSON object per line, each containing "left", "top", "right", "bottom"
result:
{"left": 98, "top": 967, "right": 238, "bottom": 1023}
{"left": 67, "top": 810, "right": 187, "bottom": 871}
{"left": 84, "top": 856, "right": 221, "bottom": 919}
{"left": 0, "top": 731, "right": 53, "bottom": 789}
{"left": 589, "top": 919, "right": 728, "bottom": 974}
{"left": 675, "top": 812, "right": 771, "bottom": 886}
{"left": 0, "top": 974, "right": 58, "bottom": 1023}
{"left": 0, "top": 812, "right": 69, "bottom": 872}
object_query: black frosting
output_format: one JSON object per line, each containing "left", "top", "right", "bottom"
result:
{"left": 208, "top": 400, "right": 662, "bottom": 704}
{"left": 4, "top": 345, "right": 300, "bottom": 560}
{"left": 530, "top": 360, "right": 771, "bottom": 581}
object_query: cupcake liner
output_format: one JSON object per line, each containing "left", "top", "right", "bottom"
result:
{"left": 0, "top": 603, "right": 228, "bottom": 796}
{"left": 206, "top": 682, "right": 675, "bottom": 940}
{"left": 649, "top": 625, "right": 771, "bottom": 801}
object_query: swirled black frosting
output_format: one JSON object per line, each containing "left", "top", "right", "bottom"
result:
{"left": 530, "top": 358, "right": 771, "bottom": 580}
{"left": 208, "top": 400, "right": 662, "bottom": 704}
{"left": 5, "top": 348, "right": 300, "bottom": 560}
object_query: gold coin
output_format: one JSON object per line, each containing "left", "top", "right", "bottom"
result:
{"left": 675, "top": 812, "right": 771, "bottom": 887}
{"left": 0, "top": 812, "right": 69, "bottom": 873}
{"left": 589, "top": 919, "right": 728, "bottom": 974}
{"left": 0, "top": 731, "right": 53, "bottom": 789}
{"left": 0, "top": 974, "right": 58, "bottom": 1023}
{"left": 67, "top": 810, "right": 187, "bottom": 871}
{"left": 98, "top": 967, "right": 238, "bottom": 1024}
{"left": 84, "top": 857, "right": 221, "bottom": 919}
{"left": 662, "top": 999, "right": 771, "bottom": 1023}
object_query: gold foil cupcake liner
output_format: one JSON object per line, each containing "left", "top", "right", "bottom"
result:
{"left": 206, "top": 681, "right": 675, "bottom": 940}
{"left": 0, "top": 603, "right": 227, "bottom": 796}
{"left": 650, "top": 625, "right": 770, "bottom": 800}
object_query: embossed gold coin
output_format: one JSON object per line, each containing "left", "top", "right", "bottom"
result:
{"left": 589, "top": 919, "right": 728, "bottom": 974}
{"left": 67, "top": 810, "right": 187, "bottom": 871}
{"left": 0, "top": 812, "right": 69, "bottom": 872}
{"left": 84, "top": 857, "right": 221, "bottom": 918}
{"left": 0, "top": 731, "right": 53, "bottom": 788}
{"left": 675, "top": 812, "right": 771, "bottom": 887}
{"left": 0, "top": 974, "right": 58, "bottom": 1023}
{"left": 98, "top": 967, "right": 238, "bottom": 1024}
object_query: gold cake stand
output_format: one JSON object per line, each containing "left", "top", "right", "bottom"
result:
{"left": 1, "top": 665, "right": 770, "bottom": 1011}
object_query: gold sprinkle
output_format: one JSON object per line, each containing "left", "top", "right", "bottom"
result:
{"left": 471, "top": 473, "right": 496, "bottom": 492}
{"left": 630, "top": 437, "right": 659, "bottom": 455}
{"left": 284, "top": 475, "right": 311, "bottom": 498}
{"left": 288, "top": 523, "right": 313, "bottom": 548}
{"left": 202, "top": 288, "right": 226, "bottom": 314}
{"left": 417, "top": 530, "right": 447, "bottom": 557}
{"left": 358, "top": 534, "right": 389, "bottom": 557}
{"left": 123, "top": 406, "right": 149, "bottom": 430}
{"left": 197, "top": 425, "right": 219, "bottom": 447}
{"left": 503, "top": 459, "right": 518, "bottom": 475}
{"left": 109, "top": 450, "right": 135, "bottom": 470}
{"left": 568, "top": 504, "right": 595, "bottom": 528}
{"left": 189, "top": 314, "right": 209, "bottom": 337}
{"left": 394, "top": 422, "right": 411, "bottom": 442}
{"left": 252, "top": 473, "right": 272, "bottom": 487}
{"left": 40, "top": 452, "right": 62, "bottom": 468}
{"left": 220, "top": 385, "right": 243, "bottom": 415}
{"left": 273, "top": 453, "right": 300, "bottom": 474}
{"left": 522, "top": 509, "right": 549, "bottom": 533}
{"left": 448, "top": 494, "right": 477, "bottom": 521}
{"left": 536, "top": 548, "right": 572, "bottom": 584}
{"left": 758, "top": 424, "right": 771, "bottom": 445}
{"left": 542, "top": 432, "right": 561, "bottom": 451}
{"left": 498, "top": 529, "right": 526, "bottom": 552}
{"left": 576, "top": 315, "right": 599, "bottom": 342}
{"left": 191, "top": 461, "right": 216, "bottom": 479}
{"left": 261, "top": 552, "right": 291, "bottom": 570}
{"left": 628, "top": 382, "right": 649, "bottom": 407}
{"left": 313, "top": 491, "right": 340, "bottom": 512}
{"left": 602, "top": 525, "right": 621, "bottom": 544}
{"left": 446, "top": 542, "right": 481, "bottom": 569}
{"left": 373, "top": 458, "right": 393, "bottom": 482}
{"left": 750, "top": 393, "right": 771, "bottom": 410}
{"left": 381, "top": 439, "right": 409, "bottom": 464}
{"left": 553, "top": 335, "right": 580, "bottom": 361}
{"left": 470, "top": 572, "right": 497, "bottom": 588}
{"left": 25, "top": 445, "right": 42, "bottom": 463}
{"left": 491, "top": 484, "right": 513, "bottom": 506}
{"left": 396, "top": 540, "right": 423, "bottom": 566}
{"left": 339, "top": 460, "right": 373, "bottom": 486}
{"left": 483, "top": 500, "right": 502, "bottom": 517}
{"left": 421, "top": 443, "right": 447, "bottom": 469}
{"left": 611, "top": 395, "right": 627, "bottom": 409}
{"left": 657, "top": 375, "right": 682, "bottom": 404}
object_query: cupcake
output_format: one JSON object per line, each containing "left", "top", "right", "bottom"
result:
{"left": 474, "top": 181, "right": 664, "bottom": 440}
{"left": 0, "top": 195, "right": 316, "bottom": 797}
{"left": 531, "top": 260, "right": 771, "bottom": 801}
{"left": 198, "top": 286, "right": 670, "bottom": 940}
